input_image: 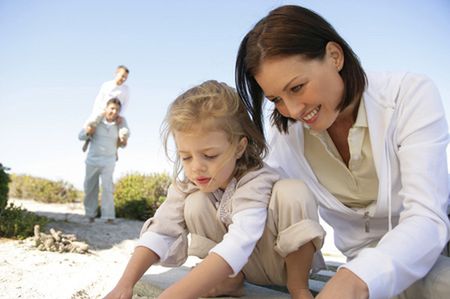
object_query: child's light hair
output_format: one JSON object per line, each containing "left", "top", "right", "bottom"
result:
{"left": 161, "top": 80, "right": 267, "bottom": 187}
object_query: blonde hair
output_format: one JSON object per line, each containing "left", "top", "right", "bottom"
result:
{"left": 161, "top": 80, "right": 267, "bottom": 186}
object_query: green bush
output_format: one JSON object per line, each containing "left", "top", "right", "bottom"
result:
{"left": 0, "top": 165, "right": 48, "bottom": 239}
{"left": 0, "top": 203, "right": 48, "bottom": 239}
{"left": 114, "top": 172, "right": 171, "bottom": 220}
{"left": 0, "top": 163, "right": 10, "bottom": 212}
{"left": 9, "top": 174, "right": 82, "bottom": 203}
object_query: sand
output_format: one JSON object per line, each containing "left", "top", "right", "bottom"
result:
{"left": 0, "top": 198, "right": 147, "bottom": 299}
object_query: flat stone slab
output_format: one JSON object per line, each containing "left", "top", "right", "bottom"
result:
{"left": 132, "top": 256, "right": 341, "bottom": 299}
{"left": 133, "top": 266, "right": 290, "bottom": 299}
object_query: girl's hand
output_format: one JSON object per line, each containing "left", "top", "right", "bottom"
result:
{"left": 157, "top": 253, "right": 233, "bottom": 299}
{"left": 291, "top": 288, "right": 314, "bottom": 299}
{"left": 316, "top": 268, "right": 368, "bottom": 299}
{"left": 103, "top": 284, "right": 133, "bottom": 299}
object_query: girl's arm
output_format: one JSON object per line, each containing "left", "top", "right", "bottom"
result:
{"left": 158, "top": 252, "right": 233, "bottom": 299}
{"left": 158, "top": 207, "right": 267, "bottom": 299}
{"left": 104, "top": 246, "right": 160, "bottom": 299}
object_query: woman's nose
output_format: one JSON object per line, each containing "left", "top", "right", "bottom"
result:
{"left": 284, "top": 98, "right": 305, "bottom": 119}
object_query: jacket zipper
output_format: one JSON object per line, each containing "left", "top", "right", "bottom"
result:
{"left": 364, "top": 211, "right": 370, "bottom": 233}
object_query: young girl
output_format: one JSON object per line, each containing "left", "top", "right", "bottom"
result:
{"left": 104, "top": 80, "right": 325, "bottom": 299}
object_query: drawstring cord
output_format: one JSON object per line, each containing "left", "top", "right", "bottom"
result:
{"left": 386, "top": 142, "right": 393, "bottom": 231}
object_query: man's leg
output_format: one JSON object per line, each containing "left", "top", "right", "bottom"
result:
{"left": 83, "top": 164, "right": 100, "bottom": 219}
{"left": 100, "top": 163, "right": 116, "bottom": 220}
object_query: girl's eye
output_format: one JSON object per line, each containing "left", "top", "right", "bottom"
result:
{"left": 181, "top": 156, "right": 192, "bottom": 161}
{"left": 204, "top": 154, "right": 218, "bottom": 160}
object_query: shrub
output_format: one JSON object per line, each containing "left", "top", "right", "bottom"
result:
{"left": 9, "top": 174, "right": 82, "bottom": 203}
{"left": 0, "top": 203, "right": 48, "bottom": 239}
{"left": 0, "top": 165, "right": 48, "bottom": 239}
{"left": 0, "top": 163, "right": 10, "bottom": 212}
{"left": 114, "top": 172, "right": 171, "bottom": 220}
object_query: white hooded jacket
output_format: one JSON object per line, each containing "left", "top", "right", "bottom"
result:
{"left": 267, "top": 72, "right": 450, "bottom": 299}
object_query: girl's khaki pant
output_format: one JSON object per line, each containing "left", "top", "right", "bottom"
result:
{"left": 184, "top": 179, "right": 326, "bottom": 286}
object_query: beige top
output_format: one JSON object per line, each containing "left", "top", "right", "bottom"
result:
{"left": 138, "top": 164, "right": 280, "bottom": 270}
{"left": 304, "top": 99, "right": 378, "bottom": 209}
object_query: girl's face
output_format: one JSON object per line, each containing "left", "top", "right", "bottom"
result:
{"left": 254, "top": 42, "right": 345, "bottom": 132}
{"left": 175, "top": 128, "right": 247, "bottom": 192}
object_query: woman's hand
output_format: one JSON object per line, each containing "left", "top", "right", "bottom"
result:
{"left": 316, "top": 268, "right": 369, "bottom": 299}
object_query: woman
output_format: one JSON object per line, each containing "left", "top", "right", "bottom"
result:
{"left": 235, "top": 5, "right": 450, "bottom": 299}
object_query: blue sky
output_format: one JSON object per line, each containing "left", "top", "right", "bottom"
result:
{"left": 1, "top": 0, "right": 449, "bottom": 190}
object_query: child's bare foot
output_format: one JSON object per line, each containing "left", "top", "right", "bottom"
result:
{"left": 290, "top": 288, "right": 314, "bottom": 299}
{"left": 202, "top": 272, "right": 245, "bottom": 298}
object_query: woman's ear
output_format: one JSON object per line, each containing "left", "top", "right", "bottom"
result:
{"left": 236, "top": 137, "right": 248, "bottom": 159}
{"left": 326, "top": 41, "right": 344, "bottom": 71}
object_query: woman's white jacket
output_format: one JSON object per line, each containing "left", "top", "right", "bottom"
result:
{"left": 267, "top": 72, "right": 450, "bottom": 299}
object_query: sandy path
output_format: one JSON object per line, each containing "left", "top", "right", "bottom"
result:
{"left": 0, "top": 199, "right": 144, "bottom": 299}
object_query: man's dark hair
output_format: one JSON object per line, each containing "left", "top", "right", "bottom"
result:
{"left": 106, "top": 97, "right": 122, "bottom": 109}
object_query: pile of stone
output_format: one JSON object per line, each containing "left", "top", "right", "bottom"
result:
{"left": 32, "top": 224, "right": 89, "bottom": 254}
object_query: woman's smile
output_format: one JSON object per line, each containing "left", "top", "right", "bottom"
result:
{"left": 301, "top": 105, "right": 321, "bottom": 124}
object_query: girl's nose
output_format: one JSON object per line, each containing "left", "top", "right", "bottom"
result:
{"left": 191, "top": 159, "right": 206, "bottom": 173}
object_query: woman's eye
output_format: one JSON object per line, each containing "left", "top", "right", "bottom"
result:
{"left": 268, "top": 96, "right": 282, "bottom": 104}
{"left": 291, "top": 84, "right": 304, "bottom": 92}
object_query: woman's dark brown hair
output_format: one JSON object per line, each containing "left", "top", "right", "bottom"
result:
{"left": 236, "top": 5, "right": 366, "bottom": 134}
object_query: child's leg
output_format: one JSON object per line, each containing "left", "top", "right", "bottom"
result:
{"left": 116, "top": 116, "right": 129, "bottom": 160}
{"left": 85, "top": 112, "right": 104, "bottom": 129}
{"left": 285, "top": 242, "right": 316, "bottom": 299}
{"left": 100, "top": 163, "right": 116, "bottom": 220}
{"left": 117, "top": 116, "right": 129, "bottom": 141}
{"left": 83, "top": 164, "right": 100, "bottom": 219}
{"left": 242, "top": 179, "right": 325, "bottom": 297}
{"left": 184, "top": 192, "right": 227, "bottom": 258}
{"left": 184, "top": 192, "right": 244, "bottom": 297}
{"left": 82, "top": 113, "right": 104, "bottom": 152}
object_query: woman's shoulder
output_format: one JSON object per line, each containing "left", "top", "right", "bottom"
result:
{"left": 366, "top": 71, "right": 432, "bottom": 88}
{"left": 365, "top": 71, "right": 435, "bottom": 107}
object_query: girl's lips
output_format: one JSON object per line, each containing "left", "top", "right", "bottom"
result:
{"left": 196, "top": 177, "right": 211, "bottom": 185}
